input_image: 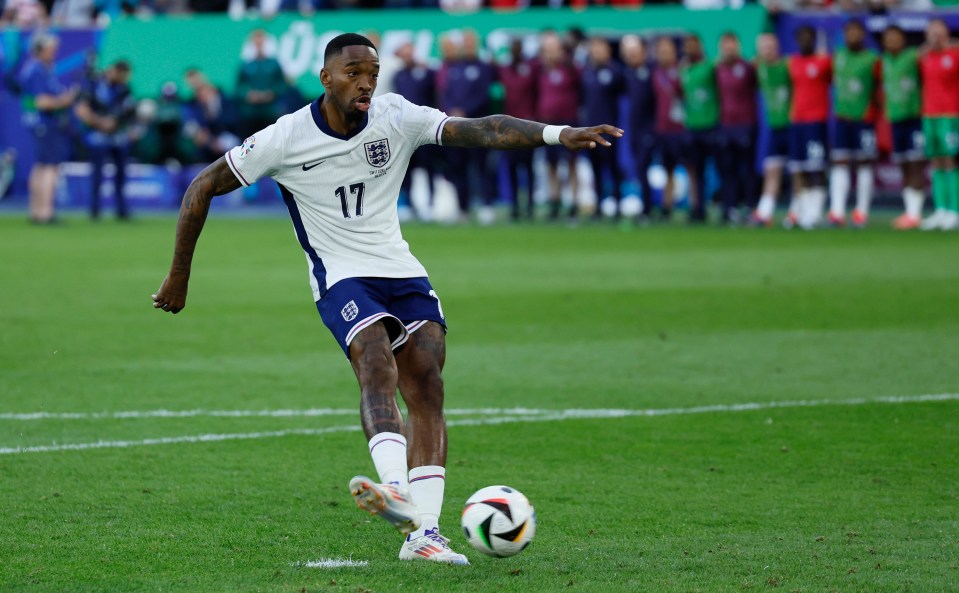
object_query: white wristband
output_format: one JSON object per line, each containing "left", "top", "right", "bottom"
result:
{"left": 542, "top": 125, "right": 569, "bottom": 146}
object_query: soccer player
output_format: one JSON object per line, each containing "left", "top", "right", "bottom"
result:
{"left": 919, "top": 19, "right": 959, "bottom": 231}
{"left": 680, "top": 34, "right": 719, "bottom": 223}
{"left": 829, "top": 20, "right": 880, "bottom": 227}
{"left": 652, "top": 36, "right": 686, "bottom": 220}
{"left": 582, "top": 36, "right": 625, "bottom": 217}
{"left": 440, "top": 29, "right": 498, "bottom": 223}
{"left": 881, "top": 25, "right": 926, "bottom": 230}
{"left": 752, "top": 33, "right": 793, "bottom": 227}
{"left": 151, "top": 33, "right": 620, "bottom": 565}
{"left": 620, "top": 35, "right": 657, "bottom": 216}
{"left": 715, "top": 31, "right": 758, "bottom": 224}
{"left": 498, "top": 37, "right": 539, "bottom": 221}
{"left": 393, "top": 41, "right": 440, "bottom": 220}
{"left": 787, "top": 25, "right": 832, "bottom": 229}
{"left": 537, "top": 31, "right": 583, "bottom": 221}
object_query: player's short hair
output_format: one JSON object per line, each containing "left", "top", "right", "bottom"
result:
{"left": 795, "top": 24, "right": 816, "bottom": 39}
{"left": 884, "top": 24, "right": 905, "bottom": 36}
{"left": 113, "top": 59, "right": 131, "bottom": 72}
{"left": 324, "top": 33, "right": 377, "bottom": 65}
{"left": 844, "top": 19, "right": 866, "bottom": 32}
{"left": 720, "top": 30, "right": 739, "bottom": 41}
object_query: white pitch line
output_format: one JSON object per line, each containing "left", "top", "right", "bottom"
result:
{"left": 0, "top": 393, "right": 956, "bottom": 456}
{"left": 0, "top": 425, "right": 361, "bottom": 455}
{"left": 0, "top": 407, "right": 553, "bottom": 421}
{"left": 291, "top": 558, "right": 369, "bottom": 569}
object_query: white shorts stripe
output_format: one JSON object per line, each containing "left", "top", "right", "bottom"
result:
{"left": 405, "top": 320, "right": 428, "bottom": 334}
{"left": 345, "top": 313, "right": 408, "bottom": 349}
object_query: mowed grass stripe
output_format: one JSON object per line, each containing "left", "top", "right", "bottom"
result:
{"left": 2, "top": 393, "right": 958, "bottom": 455}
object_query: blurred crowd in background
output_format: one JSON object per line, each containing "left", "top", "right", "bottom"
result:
{"left": 2, "top": 0, "right": 956, "bottom": 28}
{"left": 2, "top": 7, "right": 959, "bottom": 229}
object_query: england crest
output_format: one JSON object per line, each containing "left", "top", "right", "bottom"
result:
{"left": 365, "top": 139, "right": 391, "bottom": 168}
{"left": 341, "top": 300, "right": 359, "bottom": 322}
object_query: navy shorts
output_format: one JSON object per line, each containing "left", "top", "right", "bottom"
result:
{"left": 656, "top": 132, "right": 687, "bottom": 170}
{"left": 33, "top": 123, "right": 71, "bottom": 165}
{"left": 763, "top": 127, "right": 790, "bottom": 169}
{"left": 684, "top": 128, "right": 718, "bottom": 165}
{"left": 316, "top": 277, "right": 447, "bottom": 358}
{"left": 890, "top": 118, "right": 925, "bottom": 163}
{"left": 832, "top": 119, "right": 877, "bottom": 160}
{"left": 717, "top": 125, "right": 755, "bottom": 151}
{"left": 788, "top": 122, "right": 829, "bottom": 173}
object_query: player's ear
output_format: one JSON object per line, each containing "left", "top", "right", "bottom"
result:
{"left": 320, "top": 67, "right": 332, "bottom": 90}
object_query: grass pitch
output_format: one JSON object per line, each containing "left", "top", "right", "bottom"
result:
{"left": 1, "top": 213, "right": 957, "bottom": 593}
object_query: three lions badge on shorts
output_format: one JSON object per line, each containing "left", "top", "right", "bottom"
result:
{"left": 342, "top": 300, "right": 359, "bottom": 322}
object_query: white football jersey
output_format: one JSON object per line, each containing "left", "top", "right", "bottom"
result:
{"left": 225, "top": 93, "right": 450, "bottom": 301}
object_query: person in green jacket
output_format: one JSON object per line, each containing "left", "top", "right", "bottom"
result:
{"left": 882, "top": 24, "right": 926, "bottom": 229}
{"left": 828, "top": 20, "right": 881, "bottom": 227}
{"left": 752, "top": 33, "right": 794, "bottom": 227}
{"left": 236, "top": 29, "right": 289, "bottom": 138}
{"left": 680, "top": 33, "right": 719, "bottom": 223}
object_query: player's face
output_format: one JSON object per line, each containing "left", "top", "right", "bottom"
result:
{"left": 540, "top": 35, "right": 564, "bottom": 66}
{"left": 796, "top": 29, "right": 815, "bottom": 54}
{"left": 657, "top": 39, "right": 677, "bottom": 66}
{"left": 620, "top": 37, "right": 645, "bottom": 67}
{"left": 720, "top": 36, "right": 740, "bottom": 60}
{"left": 321, "top": 45, "right": 379, "bottom": 118}
{"left": 882, "top": 29, "right": 905, "bottom": 53}
{"left": 589, "top": 38, "right": 611, "bottom": 64}
{"left": 926, "top": 21, "right": 948, "bottom": 49}
{"left": 683, "top": 37, "right": 703, "bottom": 60}
{"left": 844, "top": 25, "right": 865, "bottom": 49}
{"left": 757, "top": 34, "right": 779, "bottom": 62}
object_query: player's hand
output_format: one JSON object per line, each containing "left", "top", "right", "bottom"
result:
{"left": 152, "top": 271, "right": 189, "bottom": 314}
{"left": 560, "top": 125, "right": 624, "bottom": 150}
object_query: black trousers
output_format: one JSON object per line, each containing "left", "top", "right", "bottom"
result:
{"left": 504, "top": 149, "right": 534, "bottom": 219}
{"left": 90, "top": 144, "right": 129, "bottom": 219}
{"left": 587, "top": 141, "right": 623, "bottom": 206}
{"left": 716, "top": 124, "right": 758, "bottom": 217}
{"left": 445, "top": 146, "right": 493, "bottom": 213}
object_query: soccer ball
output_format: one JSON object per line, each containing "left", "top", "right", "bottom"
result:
{"left": 461, "top": 485, "right": 536, "bottom": 557}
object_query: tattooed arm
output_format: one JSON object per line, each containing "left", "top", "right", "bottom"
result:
{"left": 152, "top": 157, "right": 241, "bottom": 314}
{"left": 441, "top": 115, "right": 622, "bottom": 151}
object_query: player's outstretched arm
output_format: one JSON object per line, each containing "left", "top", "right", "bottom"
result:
{"left": 441, "top": 115, "right": 622, "bottom": 151}
{"left": 152, "top": 156, "right": 241, "bottom": 314}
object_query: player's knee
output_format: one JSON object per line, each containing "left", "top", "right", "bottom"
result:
{"left": 353, "top": 341, "right": 398, "bottom": 390}
{"left": 404, "top": 365, "right": 444, "bottom": 412}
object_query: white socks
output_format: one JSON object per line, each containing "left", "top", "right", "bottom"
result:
{"left": 800, "top": 187, "right": 826, "bottom": 228}
{"left": 829, "top": 165, "right": 850, "bottom": 218}
{"left": 903, "top": 187, "right": 925, "bottom": 218}
{"left": 368, "top": 432, "right": 409, "bottom": 489}
{"left": 855, "top": 166, "right": 873, "bottom": 215}
{"left": 787, "top": 191, "right": 802, "bottom": 219}
{"left": 756, "top": 194, "right": 776, "bottom": 220}
{"left": 408, "top": 465, "right": 446, "bottom": 539}
{"left": 367, "top": 435, "right": 448, "bottom": 539}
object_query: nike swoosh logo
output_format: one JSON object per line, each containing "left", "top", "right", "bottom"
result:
{"left": 302, "top": 160, "right": 327, "bottom": 171}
